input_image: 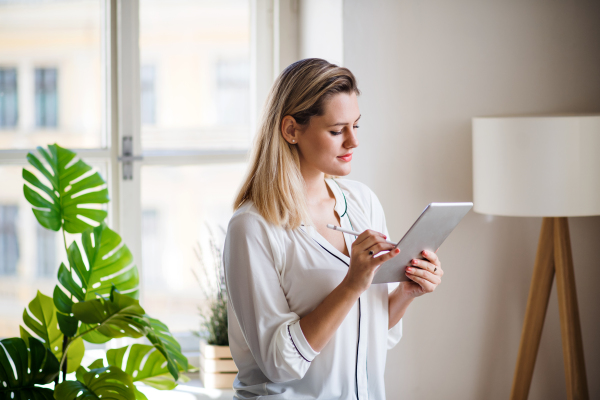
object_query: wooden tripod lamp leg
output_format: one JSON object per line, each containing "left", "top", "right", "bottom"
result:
{"left": 554, "top": 217, "right": 589, "bottom": 400}
{"left": 510, "top": 218, "right": 556, "bottom": 400}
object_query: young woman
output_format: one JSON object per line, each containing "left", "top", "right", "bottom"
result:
{"left": 223, "top": 58, "right": 443, "bottom": 399}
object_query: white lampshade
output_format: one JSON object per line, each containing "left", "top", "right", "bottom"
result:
{"left": 472, "top": 115, "right": 600, "bottom": 217}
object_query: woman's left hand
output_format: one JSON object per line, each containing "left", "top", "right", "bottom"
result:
{"left": 402, "top": 250, "right": 443, "bottom": 298}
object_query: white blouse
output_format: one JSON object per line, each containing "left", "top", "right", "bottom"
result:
{"left": 223, "top": 178, "right": 402, "bottom": 399}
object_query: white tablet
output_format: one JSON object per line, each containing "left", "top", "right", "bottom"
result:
{"left": 372, "top": 202, "right": 473, "bottom": 284}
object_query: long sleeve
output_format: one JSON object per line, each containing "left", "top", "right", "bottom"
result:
{"left": 367, "top": 188, "right": 403, "bottom": 349}
{"left": 223, "top": 211, "right": 319, "bottom": 383}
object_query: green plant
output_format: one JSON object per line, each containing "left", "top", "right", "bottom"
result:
{"left": 0, "top": 144, "right": 190, "bottom": 399}
{"left": 193, "top": 227, "right": 229, "bottom": 346}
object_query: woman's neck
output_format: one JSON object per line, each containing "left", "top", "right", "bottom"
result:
{"left": 301, "top": 164, "right": 331, "bottom": 205}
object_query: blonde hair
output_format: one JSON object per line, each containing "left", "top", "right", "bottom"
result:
{"left": 234, "top": 58, "right": 360, "bottom": 229}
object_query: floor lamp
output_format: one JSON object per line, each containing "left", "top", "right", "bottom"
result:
{"left": 472, "top": 115, "right": 600, "bottom": 400}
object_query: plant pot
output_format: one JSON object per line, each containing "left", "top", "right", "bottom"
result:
{"left": 200, "top": 340, "right": 238, "bottom": 389}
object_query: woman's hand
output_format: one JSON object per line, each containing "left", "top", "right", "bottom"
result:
{"left": 343, "top": 229, "right": 400, "bottom": 295}
{"left": 402, "top": 250, "right": 443, "bottom": 297}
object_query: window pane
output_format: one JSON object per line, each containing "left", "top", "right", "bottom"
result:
{"left": 0, "top": 0, "right": 103, "bottom": 149}
{"left": 0, "top": 204, "right": 19, "bottom": 275}
{"left": 0, "top": 68, "right": 18, "bottom": 128}
{"left": 141, "top": 65, "right": 156, "bottom": 125}
{"left": 35, "top": 68, "right": 58, "bottom": 128}
{"left": 140, "top": 163, "right": 247, "bottom": 333}
{"left": 140, "top": 0, "right": 251, "bottom": 150}
{"left": 0, "top": 162, "right": 108, "bottom": 338}
{"left": 36, "top": 222, "right": 57, "bottom": 278}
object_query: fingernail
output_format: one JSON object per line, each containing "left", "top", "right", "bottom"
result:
{"left": 395, "top": 248, "right": 400, "bottom": 253}
{"left": 412, "top": 259, "right": 418, "bottom": 265}
{"left": 383, "top": 235, "right": 387, "bottom": 239}
{"left": 423, "top": 250, "right": 428, "bottom": 255}
{"left": 406, "top": 267, "right": 412, "bottom": 272}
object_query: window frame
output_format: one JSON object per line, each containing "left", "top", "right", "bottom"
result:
{"left": 0, "top": 0, "right": 266, "bottom": 341}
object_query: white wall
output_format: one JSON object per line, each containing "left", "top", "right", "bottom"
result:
{"left": 343, "top": 1, "right": 600, "bottom": 399}
{"left": 299, "top": 0, "right": 343, "bottom": 65}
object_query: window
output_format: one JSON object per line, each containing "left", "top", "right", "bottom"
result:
{"left": 141, "top": 208, "right": 161, "bottom": 286}
{"left": 35, "top": 67, "right": 58, "bottom": 128}
{"left": 216, "top": 59, "right": 250, "bottom": 125}
{"left": 0, "top": 205, "right": 19, "bottom": 276}
{"left": 139, "top": 0, "right": 251, "bottom": 150}
{"left": 36, "top": 224, "right": 57, "bottom": 278}
{"left": 0, "top": 0, "right": 256, "bottom": 346}
{"left": 0, "top": 68, "right": 18, "bottom": 129}
{"left": 140, "top": 164, "right": 247, "bottom": 332}
{"left": 0, "top": 0, "right": 103, "bottom": 149}
{"left": 138, "top": 0, "right": 251, "bottom": 332}
{"left": 141, "top": 65, "right": 156, "bottom": 125}
{"left": 0, "top": 5, "right": 283, "bottom": 397}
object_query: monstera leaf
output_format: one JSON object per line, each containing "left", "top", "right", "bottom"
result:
{"left": 85, "top": 359, "right": 149, "bottom": 400}
{"left": 53, "top": 223, "right": 140, "bottom": 344}
{"left": 0, "top": 337, "right": 59, "bottom": 399}
{"left": 20, "top": 291, "right": 85, "bottom": 374}
{"left": 71, "top": 288, "right": 147, "bottom": 343}
{"left": 144, "top": 317, "right": 188, "bottom": 381}
{"left": 54, "top": 364, "right": 136, "bottom": 400}
{"left": 21, "top": 292, "right": 62, "bottom": 358}
{"left": 54, "top": 223, "right": 139, "bottom": 311}
{"left": 23, "top": 144, "right": 109, "bottom": 233}
{"left": 106, "top": 344, "right": 189, "bottom": 391}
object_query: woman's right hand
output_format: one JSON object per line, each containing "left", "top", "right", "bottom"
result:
{"left": 343, "top": 229, "right": 400, "bottom": 294}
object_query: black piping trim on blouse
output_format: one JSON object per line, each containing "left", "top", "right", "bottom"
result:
{"left": 356, "top": 298, "right": 361, "bottom": 400}
{"left": 314, "top": 241, "right": 349, "bottom": 267}
{"left": 288, "top": 325, "right": 311, "bottom": 363}
{"left": 313, "top": 240, "right": 362, "bottom": 400}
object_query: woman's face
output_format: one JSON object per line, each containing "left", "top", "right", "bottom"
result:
{"left": 295, "top": 92, "right": 360, "bottom": 177}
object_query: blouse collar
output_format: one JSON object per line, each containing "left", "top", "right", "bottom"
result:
{"left": 325, "top": 178, "right": 347, "bottom": 219}
{"left": 299, "top": 178, "right": 353, "bottom": 262}
{"left": 300, "top": 178, "right": 348, "bottom": 228}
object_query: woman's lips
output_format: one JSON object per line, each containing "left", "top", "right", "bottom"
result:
{"left": 337, "top": 153, "right": 353, "bottom": 162}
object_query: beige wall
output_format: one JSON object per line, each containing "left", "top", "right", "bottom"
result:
{"left": 343, "top": 1, "right": 600, "bottom": 399}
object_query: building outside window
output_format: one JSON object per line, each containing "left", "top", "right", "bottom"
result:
{"left": 215, "top": 59, "right": 250, "bottom": 126}
{"left": 0, "top": 205, "right": 19, "bottom": 276}
{"left": 0, "top": 68, "right": 18, "bottom": 129}
{"left": 35, "top": 67, "right": 58, "bottom": 128}
{"left": 141, "top": 208, "right": 161, "bottom": 285}
{"left": 141, "top": 64, "right": 156, "bottom": 125}
{"left": 36, "top": 223, "right": 57, "bottom": 278}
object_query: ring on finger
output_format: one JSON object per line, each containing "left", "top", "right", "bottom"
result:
{"left": 368, "top": 250, "right": 374, "bottom": 256}
{"left": 434, "top": 267, "right": 437, "bottom": 273}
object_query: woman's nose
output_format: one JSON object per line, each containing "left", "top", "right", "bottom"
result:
{"left": 346, "top": 129, "right": 359, "bottom": 148}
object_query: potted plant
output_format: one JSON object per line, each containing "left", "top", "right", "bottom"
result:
{"left": 0, "top": 144, "right": 190, "bottom": 399}
{"left": 193, "top": 228, "right": 237, "bottom": 389}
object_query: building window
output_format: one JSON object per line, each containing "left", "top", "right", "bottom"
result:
{"left": 35, "top": 67, "right": 58, "bottom": 128}
{"left": 0, "top": 205, "right": 19, "bottom": 276}
{"left": 215, "top": 59, "right": 250, "bottom": 125}
{"left": 141, "top": 65, "right": 156, "bottom": 125}
{"left": 36, "top": 224, "right": 57, "bottom": 278}
{"left": 141, "top": 209, "right": 161, "bottom": 285}
{"left": 0, "top": 68, "right": 18, "bottom": 129}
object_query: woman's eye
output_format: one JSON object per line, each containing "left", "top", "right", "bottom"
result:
{"left": 329, "top": 125, "right": 358, "bottom": 135}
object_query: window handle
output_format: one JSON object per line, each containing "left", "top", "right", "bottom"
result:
{"left": 117, "top": 136, "right": 143, "bottom": 180}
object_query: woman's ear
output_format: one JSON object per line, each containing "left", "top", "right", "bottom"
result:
{"left": 281, "top": 115, "right": 298, "bottom": 144}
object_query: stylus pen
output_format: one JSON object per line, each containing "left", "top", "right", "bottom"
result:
{"left": 326, "top": 224, "right": 397, "bottom": 246}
